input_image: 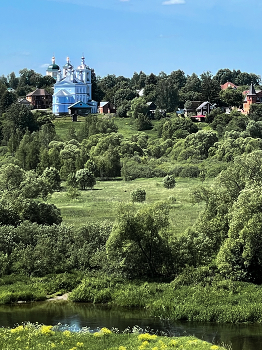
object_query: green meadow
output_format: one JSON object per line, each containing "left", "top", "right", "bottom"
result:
{"left": 49, "top": 177, "right": 205, "bottom": 235}
{"left": 53, "top": 115, "right": 161, "bottom": 140}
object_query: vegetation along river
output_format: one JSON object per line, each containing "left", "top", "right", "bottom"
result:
{"left": 1, "top": 301, "right": 262, "bottom": 350}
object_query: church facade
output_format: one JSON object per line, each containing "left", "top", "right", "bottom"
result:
{"left": 47, "top": 56, "right": 97, "bottom": 115}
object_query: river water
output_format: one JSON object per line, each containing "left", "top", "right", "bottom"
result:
{"left": 1, "top": 301, "right": 262, "bottom": 350}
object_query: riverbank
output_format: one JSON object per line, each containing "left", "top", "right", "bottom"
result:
{"left": 0, "top": 323, "right": 227, "bottom": 350}
{"left": 2, "top": 270, "right": 262, "bottom": 323}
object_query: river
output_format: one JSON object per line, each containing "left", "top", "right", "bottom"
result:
{"left": 1, "top": 301, "right": 262, "bottom": 350}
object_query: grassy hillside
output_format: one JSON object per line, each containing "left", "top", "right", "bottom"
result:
{"left": 49, "top": 177, "right": 206, "bottom": 235}
{"left": 53, "top": 115, "right": 161, "bottom": 141}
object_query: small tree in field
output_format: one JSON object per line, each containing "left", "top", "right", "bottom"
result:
{"left": 131, "top": 188, "right": 146, "bottom": 202}
{"left": 163, "top": 175, "right": 176, "bottom": 189}
{"left": 75, "top": 169, "right": 96, "bottom": 190}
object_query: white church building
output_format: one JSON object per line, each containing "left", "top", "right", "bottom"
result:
{"left": 47, "top": 56, "right": 97, "bottom": 115}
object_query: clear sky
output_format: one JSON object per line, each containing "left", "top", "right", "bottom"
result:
{"left": 1, "top": 0, "right": 261, "bottom": 79}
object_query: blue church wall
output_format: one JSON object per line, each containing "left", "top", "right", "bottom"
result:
{"left": 50, "top": 56, "right": 97, "bottom": 115}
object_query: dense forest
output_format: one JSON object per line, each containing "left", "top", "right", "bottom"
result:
{"left": 1, "top": 66, "right": 262, "bottom": 310}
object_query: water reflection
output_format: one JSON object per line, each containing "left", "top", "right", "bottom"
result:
{"left": 1, "top": 301, "right": 262, "bottom": 350}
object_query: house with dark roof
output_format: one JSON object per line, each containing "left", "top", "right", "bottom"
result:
{"left": 68, "top": 101, "right": 92, "bottom": 115}
{"left": 26, "top": 89, "right": 52, "bottom": 109}
{"left": 188, "top": 101, "right": 215, "bottom": 122}
{"left": 184, "top": 101, "right": 202, "bottom": 117}
{"left": 18, "top": 98, "right": 31, "bottom": 107}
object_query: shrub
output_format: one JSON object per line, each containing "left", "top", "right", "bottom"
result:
{"left": 163, "top": 175, "right": 176, "bottom": 189}
{"left": 131, "top": 188, "right": 146, "bottom": 202}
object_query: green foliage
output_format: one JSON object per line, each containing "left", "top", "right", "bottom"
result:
{"left": 131, "top": 188, "right": 146, "bottom": 202}
{"left": 158, "top": 116, "right": 198, "bottom": 140}
{"left": 0, "top": 163, "right": 25, "bottom": 191}
{"left": 106, "top": 202, "right": 173, "bottom": 278}
{"left": 75, "top": 169, "right": 96, "bottom": 190}
{"left": 129, "top": 97, "right": 149, "bottom": 119}
{"left": 121, "top": 157, "right": 167, "bottom": 180}
{"left": 77, "top": 115, "right": 118, "bottom": 141}
{"left": 217, "top": 186, "right": 262, "bottom": 283}
{"left": 163, "top": 175, "right": 176, "bottom": 189}
{"left": 20, "top": 200, "right": 62, "bottom": 225}
{"left": 41, "top": 167, "right": 61, "bottom": 191}
{"left": 135, "top": 113, "right": 152, "bottom": 131}
{"left": 219, "top": 87, "right": 243, "bottom": 107}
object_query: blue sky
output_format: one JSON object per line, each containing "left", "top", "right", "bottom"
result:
{"left": 1, "top": 0, "right": 261, "bottom": 78}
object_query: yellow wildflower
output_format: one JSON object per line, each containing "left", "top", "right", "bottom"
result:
{"left": 63, "top": 330, "right": 71, "bottom": 337}
{"left": 77, "top": 342, "right": 84, "bottom": 347}
{"left": 40, "top": 325, "right": 54, "bottom": 335}
{"left": 93, "top": 331, "right": 103, "bottom": 338}
{"left": 10, "top": 325, "right": 24, "bottom": 333}
{"left": 139, "top": 340, "right": 150, "bottom": 349}
{"left": 169, "top": 339, "right": 179, "bottom": 347}
{"left": 101, "top": 327, "right": 112, "bottom": 335}
{"left": 210, "top": 346, "right": 219, "bottom": 350}
{"left": 119, "top": 347, "right": 127, "bottom": 350}
{"left": 138, "top": 333, "right": 157, "bottom": 342}
{"left": 51, "top": 343, "right": 56, "bottom": 348}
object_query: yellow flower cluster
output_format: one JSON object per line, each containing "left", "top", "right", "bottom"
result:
{"left": 10, "top": 325, "right": 24, "bottom": 333}
{"left": 93, "top": 327, "right": 112, "bottom": 338}
{"left": 40, "top": 325, "right": 54, "bottom": 335}
{"left": 93, "top": 331, "right": 104, "bottom": 338}
{"left": 101, "top": 327, "right": 112, "bottom": 335}
{"left": 139, "top": 340, "right": 149, "bottom": 349}
{"left": 119, "top": 347, "right": 127, "bottom": 350}
{"left": 210, "top": 346, "right": 219, "bottom": 350}
{"left": 63, "top": 330, "right": 71, "bottom": 337}
{"left": 76, "top": 342, "right": 84, "bottom": 347}
{"left": 138, "top": 333, "right": 158, "bottom": 342}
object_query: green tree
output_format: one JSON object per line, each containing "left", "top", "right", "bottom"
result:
{"left": 156, "top": 78, "right": 178, "bottom": 112}
{"left": 217, "top": 186, "right": 262, "bottom": 283}
{"left": 41, "top": 167, "right": 61, "bottom": 191}
{"left": 220, "top": 87, "right": 243, "bottom": 108}
{"left": 200, "top": 71, "right": 221, "bottom": 103}
{"left": 129, "top": 97, "right": 148, "bottom": 119}
{"left": 0, "top": 90, "right": 17, "bottom": 113}
{"left": 0, "top": 164, "right": 25, "bottom": 191}
{"left": 20, "top": 200, "right": 62, "bottom": 225}
{"left": 75, "top": 169, "right": 96, "bottom": 190}
{"left": 106, "top": 202, "right": 173, "bottom": 278}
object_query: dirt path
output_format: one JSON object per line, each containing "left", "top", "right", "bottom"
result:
{"left": 47, "top": 293, "right": 69, "bottom": 301}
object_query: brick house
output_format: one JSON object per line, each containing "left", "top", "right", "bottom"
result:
{"left": 243, "top": 82, "right": 262, "bottom": 114}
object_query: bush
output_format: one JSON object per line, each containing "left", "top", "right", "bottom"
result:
{"left": 179, "top": 165, "right": 200, "bottom": 178}
{"left": 131, "top": 188, "right": 146, "bottom": 202}
{"left": 163, "top": 175, "right": 176, "bottom": 189}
